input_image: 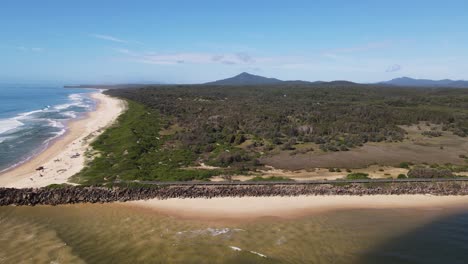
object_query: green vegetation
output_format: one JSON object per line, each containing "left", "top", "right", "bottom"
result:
{"left": 397, "top": 174, "right": 407, "bottom": 179}
{"left": 73, "top": 84, "right": 468, "bottom": 184}
{"left": 248, "top": 176, "right": 294, "bottom": 182}
{"left": 399, "top": 162, "right": 411, "bottom": 169}
{"left": 72, "top": 101, "right": 224, "bottom": 185}
{"left": 346, "top": 173, "right": 370, "bottom": 180}
{"left": 429, "top": 163, "right": 468, "bottom": 173}
{"left": 45, "top": 183, "right": 74, "bottom": 189}
{"left": 407, "top": 167, "right": 454, "bottom": 178}
{"left": 108, "top": 85, "right": 468, "bottom": 158}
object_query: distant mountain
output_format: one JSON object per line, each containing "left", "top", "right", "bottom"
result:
{"left": 204, "top": 72, "right": 359, "bottom": 86}
{"left": 204, "top": 72, "right": 283, "bottom": 85}
{"left": 381, "top": 77, "right": 468, "bottom": 88}
{"left": 65, "top": 73, "right": 362, "bottom": 88}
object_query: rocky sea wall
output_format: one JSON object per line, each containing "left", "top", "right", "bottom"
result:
{"left": 2, "top": 182, "right": 468, "bottom": 206}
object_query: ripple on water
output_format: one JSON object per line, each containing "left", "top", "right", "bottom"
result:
{"left": 0, "top": 204, "right": 465, "bottom": 264}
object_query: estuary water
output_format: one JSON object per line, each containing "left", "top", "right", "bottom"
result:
{"left": 0, "top": 85, "right": 96, "bottom": 172}
{"left": 0, "top": 204, "right": 467, "bottom": 263}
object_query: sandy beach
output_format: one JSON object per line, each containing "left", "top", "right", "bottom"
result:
{"left": 128, "top": 195, "right": 468, "bottom": 221}
{"left": 0, "top": 92, "right": 126, "bottom": 188}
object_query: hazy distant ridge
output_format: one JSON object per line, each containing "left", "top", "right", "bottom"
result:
{"left": 64, "top": 74, "right": 468, "bottom": 88}
{"left": 381, "top": 77, "right": 468, "bottom": 88}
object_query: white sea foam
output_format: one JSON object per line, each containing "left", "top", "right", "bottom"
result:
{"left": 0, "top": 119, "right": 24, "bottom": 134}
{"left": 47, "top": 119, "right": 65, "bottom": 129}
{"left": 176, "top": 228, "right": 245, "bottom": 237}
{"left": 249, "top": 251, "right": 267, "bottom": 258}
{"left": 0, "top": 90, "right": 97, "bottom": 172}
{"left": 62, "top": 111, "right": 77, "bottom": 118}
{"left": 16, "top": 109, "right": 43, "bottom": 119}
{"left": 54, "top": 93, "right": 88, "bottom": 110}
{"left": 228, "top": 246, "right": 267, "bottom": 258}
{"left": 229, "top": 246, "right": 242, "bottom": 251}
{"left": 43, "top": 128, "right": 66, "bottom": 145}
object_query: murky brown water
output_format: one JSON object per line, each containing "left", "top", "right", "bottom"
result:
{"left": 0, "top": 204, "right": 465, "bottom": 264}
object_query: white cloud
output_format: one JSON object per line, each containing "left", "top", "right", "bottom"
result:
{"left": 91, "top": 34, "right": 127, "bottom": 43}
{"left": 386, "top": 64, "right": 402, "bottom": 72}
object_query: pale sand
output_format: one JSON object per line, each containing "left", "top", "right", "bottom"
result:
{"left": 128, "top": 195, "right": 468, "bottom": 221}
{"left": 0, "top": 92, "right": 126, "bottom": 188}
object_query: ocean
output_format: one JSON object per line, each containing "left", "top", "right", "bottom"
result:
{"left": 0, "top": 84, "right": 96, "bottom": 172}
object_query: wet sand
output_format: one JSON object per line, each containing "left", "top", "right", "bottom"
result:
{"left": 128, "top": 195, "right": 468, "bottom": 221}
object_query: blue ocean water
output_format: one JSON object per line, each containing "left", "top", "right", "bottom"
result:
{"left": 0, "top": 85, "right": 97, "bottom": 172}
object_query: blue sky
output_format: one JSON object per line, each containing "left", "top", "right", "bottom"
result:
{"left": 1, "top": 0, "right": 467, "bottom": 84}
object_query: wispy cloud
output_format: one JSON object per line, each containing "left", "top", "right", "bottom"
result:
{"left": 17, "top": 46, "right": 44, "bottom": 52}
{"left": 114, "top": 49, "right": 258, "bottom": 65}
{"left": 236, "top": 52, "right": 255, "bottom": 63}
{"left": 386, "top": 64, "right": 402, "bottom": 72}
{"left": 91, "top": 34, "right": 128, "bottom": 43}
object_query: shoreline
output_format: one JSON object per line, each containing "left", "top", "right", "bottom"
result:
{"left": 4, "top": 182, "right": 468, "bottom": 214}
{"left": 128, "top": 195, "right": 468, "bottom": 221}
{"left": 0, "top": 92, "right": 126, "bottom": 188}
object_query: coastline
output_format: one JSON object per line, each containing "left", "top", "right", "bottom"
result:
{"left": 1, "top": 92, "right": 468, "bottom": 222}
{"left": 0, "top": 92, "right": 126, "bottom": 188}
{"left": 128, "top": 195, "right": 468, "bottom": 221}
{"left": 3, "top": 183, "right": 468, "bottom": 223}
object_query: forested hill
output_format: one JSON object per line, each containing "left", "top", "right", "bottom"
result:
{"left": 381, "top": 77, "right": 468, "bottom": 88}
{"left": 204, "top": 72, "right": 283, "bottom": 85}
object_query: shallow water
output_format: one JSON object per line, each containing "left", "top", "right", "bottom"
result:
{"left": 1, "top": 204, "right": 467, "bottom": 263}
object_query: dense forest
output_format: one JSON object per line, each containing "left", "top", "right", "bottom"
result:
{"left": 74, "top": 84, "right": 468, "bottom": 183}
{"left": 109, "top": 84, "right": 468, "bottom": 150}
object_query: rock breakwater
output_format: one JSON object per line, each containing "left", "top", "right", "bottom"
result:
{"left": 2, "top": 182, "right": 468, "bottom": 206}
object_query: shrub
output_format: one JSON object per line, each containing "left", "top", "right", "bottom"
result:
{"left": 407, "top": 168, "right": 454, "bottom": 178}
{"left": 399, "top": 162, "right": 410, "bottom": 169}
{"left": 422, "top": 131, "right": 442, "bottom": 137}
{"left": 249, "top": 176, "right": 293, "bottom": 182}
{"left": 204, "top": 144, "right": 215, "bottom": 153}
{"left": 397, "top": 174, "right": 407, "bottom": 179}
{"left": 346, "top": 173, "right": 370, "bottom": 180}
